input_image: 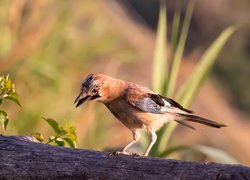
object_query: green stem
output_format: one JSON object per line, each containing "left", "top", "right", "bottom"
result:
{"left": 46, "top": 132, "right": 67, "bottom": 144}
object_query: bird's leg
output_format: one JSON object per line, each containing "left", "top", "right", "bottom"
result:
{"left": 113, "top": 130, "right": 140, "bottom": 155}
{"left": 143, "top": 130, "right": 157, "bottom": 156}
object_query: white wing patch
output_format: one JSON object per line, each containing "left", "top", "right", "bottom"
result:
{"left": 162, "top": 98, "right": 171, "bottom": 106}
{"left": 160, "top": 97, "right": 190, "bottom": 114}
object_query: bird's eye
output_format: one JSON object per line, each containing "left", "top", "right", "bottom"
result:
{"left": 92, "top": 89, "right": 98, "bottom": 93}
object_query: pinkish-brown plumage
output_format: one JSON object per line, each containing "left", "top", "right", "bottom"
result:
{"left": 75, "top": 73, "right": 226, "bottom": 156}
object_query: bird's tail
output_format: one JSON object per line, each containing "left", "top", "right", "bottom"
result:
{"left": 175, "top": 114, "right": 226, "bottom": 128}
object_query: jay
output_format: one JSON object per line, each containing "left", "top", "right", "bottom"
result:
{"left": 74, "top": 73, "right": 226, "bottom": 156}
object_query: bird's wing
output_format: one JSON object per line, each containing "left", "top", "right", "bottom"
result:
{"left": 158, "top": 95, "right": 193, "bottom": 113}
{"left": 128, "top": 96, "right": 162, "bottom": 113}
{"left": 126, "top": 90, "right": 193, "bottom": 114}
{"left": 125, "top": 86, "right": 226, "bottom": 129}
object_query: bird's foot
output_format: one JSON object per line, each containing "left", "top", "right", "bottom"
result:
{"left": 130, "top": 152, "right": 141, "bottom": 156}
{"left": 109, "top": 150, "right": 129, "bottom": 156}
{"left": 109, "top": 151, "right": 141, "bottom": 156}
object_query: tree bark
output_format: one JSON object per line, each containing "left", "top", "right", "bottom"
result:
{"left": 0, "top": 135, "right": 249, "bottom": 180}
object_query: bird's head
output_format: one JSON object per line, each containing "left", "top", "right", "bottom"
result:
{"left": 74, "top": 73, "right": 121, "bottom": 107}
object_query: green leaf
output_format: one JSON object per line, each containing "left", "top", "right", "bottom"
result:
{"left": 54, "top": 138, "right": 65, "bottom": 146}
{"left": 63, "top": 137, "right": 77, "bottom": 148}
{"left": 176, "top": 25, "right": 238, "bottom": 106}
{"left": 43, "top": 117, "right": 61, "bottom": 134}
{"left": 3, "top": 94, "right": 22, "bottom": 107}
{"left": 62, "top": 120, "right": 77, "bottom": 141}
{"left": 0, "top": 75, "right": 21, "bottom": 107}
{"left": 49, "top": 136, "right": 55, "bottom": 141}
{"left": 68, "top": 132, "right": 77, "bottom": 142}
{"left": 31, "top": 133, "right": 44, "bottom": 143}
{"left": 69, "top": 126, "right": 76, "bottom": 134}
{"left": 59, "top": 128, "right": 67, "bottom": 134}
{"left": 152, "top": 0, "right": 167, "bottom": 93}
{"left": 0, "top": 110, "right": 9, "bottom": 134}
{"left": 166, "top": 0, "right": 194, "bottom": 97}
{"left": 191, "top": 145, "right": 239, "bottom": 164}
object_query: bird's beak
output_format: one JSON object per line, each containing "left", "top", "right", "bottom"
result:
{"left": 74, "top": 90, "right": 90, "bottom": 107}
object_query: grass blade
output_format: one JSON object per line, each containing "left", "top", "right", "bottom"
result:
{"left": 159, "top": 145, "right": 190, "bottom": 158}
{"left": 152, "top": 0, "right": 167, "bottom": 93}
{"left": 163, "top": 5, "right": 181, "bottom": 94}
{"left": 176, "top": 25, "right": 238, "bottom": 106}
{"left": 166, "top": 0, "right": 194, "bottom": 97}
{"left": 152, "top": 1, "right": 194, "bottom": 155}
{"left": 192, "top": 144, "right": 239, "bottom": 164}
{"left": 170, "top": 3, "right": 181, "bottom": 54}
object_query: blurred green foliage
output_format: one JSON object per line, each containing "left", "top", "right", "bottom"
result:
{"left": 0, "top": 73, "right": 77, "bottom": 148}
{"left": 215, "top": 35, "right": 250, "bottom": 113}
{"left": 0, "top": 1, "right": 137, "bottom": 150}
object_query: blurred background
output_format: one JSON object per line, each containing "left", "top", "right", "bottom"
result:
{"left": 0, "top": 0, "right": 249, "bottom": 165}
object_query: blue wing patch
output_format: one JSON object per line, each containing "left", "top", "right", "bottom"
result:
{"left": 133, "top": 97, "right": 162, "bottom": 113}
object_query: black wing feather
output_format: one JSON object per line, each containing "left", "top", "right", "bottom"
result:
{"left": 149, "top": 94, "right": 165, "bottom": 106}
{"left": 127, "top": 92, "right": 193, "bottom": 114}
{"left": 159, "top": 95, "right": 193, "bottom": 113}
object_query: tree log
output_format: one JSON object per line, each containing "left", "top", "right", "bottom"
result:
{"left": 0, "top": 135, "right": 249, "bottom": 179}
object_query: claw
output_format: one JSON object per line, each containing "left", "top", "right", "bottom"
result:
{"left": 109, "top": 151, "right": 141, "bottom": 156}
{"left": 130, "top": 152, "right": 141, "bottom": 156}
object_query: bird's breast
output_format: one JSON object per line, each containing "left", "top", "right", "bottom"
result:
{"left": 104, "top": 100, "right": 143, "bottom": 129}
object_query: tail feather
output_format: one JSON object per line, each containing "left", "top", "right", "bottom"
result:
{"left": 175, "top": 120, "right": 197, "bottom": 131}
{"left": 175, "top": 114, "right": 226, "bottom": 128}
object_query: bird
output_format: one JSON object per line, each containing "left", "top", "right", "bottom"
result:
{"left": 74, "top": 73, "right": 226, "bottom": 156}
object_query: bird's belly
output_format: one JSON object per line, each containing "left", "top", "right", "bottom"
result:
{"left": 106, "top": 104, "right": 144, "bottom": 129}
{"left": 136, "top": 112, "right": 174, "bottom": 131}
{"left": 105, "top": 102, "right": 174, "bottom": 131}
